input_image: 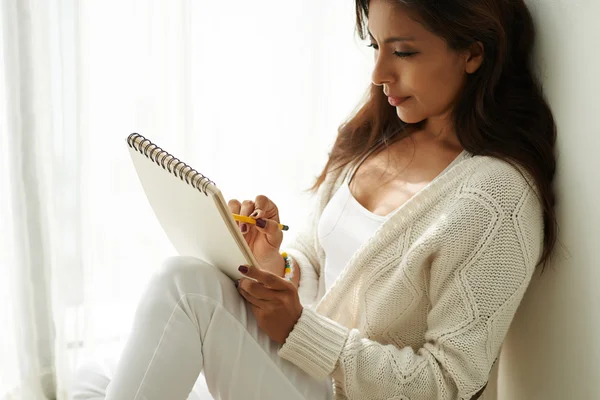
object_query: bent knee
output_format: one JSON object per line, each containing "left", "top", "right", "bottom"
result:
{"left": 151, "top": 256, "right": 231, "bottom": 293}
{"left": 155, "top": 256, "right": 216, "bottom": 282}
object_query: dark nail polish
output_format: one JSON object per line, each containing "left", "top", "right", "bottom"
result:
{"left": 250, "top": 211, "right": 259, "bottom": 218}
{"left": 238, "top": 265, "right": 249, "bottom": 274}
{"left": 256, "top": 218, "right": 266, "bottom": 229}
{"left": 240, "top": 223, "right": 247, "bottom": 233}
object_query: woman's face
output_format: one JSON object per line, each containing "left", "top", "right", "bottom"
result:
{"left": 367, "top": 0, "right": 483, "bottom": 127}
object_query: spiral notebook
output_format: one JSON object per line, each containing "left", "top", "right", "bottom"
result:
{"left": 126, "top": 133, "right": 257, "bottom": 280}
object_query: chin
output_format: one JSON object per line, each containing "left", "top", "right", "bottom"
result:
{"left": 396, "top": 108, "right": 426, "bottom": 124}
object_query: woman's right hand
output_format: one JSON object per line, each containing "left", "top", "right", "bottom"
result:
{"left": 227, "top": 195, "right": 285, "bottom": 277}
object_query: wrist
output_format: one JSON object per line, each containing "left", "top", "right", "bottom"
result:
{"left": 259, "top": 252, "right": 286, "bottom": 277}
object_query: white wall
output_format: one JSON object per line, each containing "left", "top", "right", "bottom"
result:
{"left": 489, "top": 1, "right": 600, "bottom": 399}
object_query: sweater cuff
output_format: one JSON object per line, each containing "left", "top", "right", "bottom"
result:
{"left": 285, "top": 249, "right": 319, "bottom": 306}
{"left": 278, "top": 308, "right": 349, "bottom": 379}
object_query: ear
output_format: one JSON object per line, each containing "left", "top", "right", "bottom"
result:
{"left": 465, "top": 41, "right": 484, "bottom": 74}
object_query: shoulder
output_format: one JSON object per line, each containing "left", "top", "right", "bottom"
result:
{"left": 459, "top": 155, "right": 541, "bottom": 210}
{"left": 318, "top": 147, "right": 380, "bottom": 199}
{"left": 442, "top": 155, "right": 545, "bottom": 265}
{"left": 317, "top": 162, "right": 354, "bottom": 199}
{"left": 466, "top": 156, "right": 533, "bottom": 189}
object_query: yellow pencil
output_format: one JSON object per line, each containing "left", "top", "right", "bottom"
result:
{"left": 232, "top": 214, "right": 289, "bottom": 231}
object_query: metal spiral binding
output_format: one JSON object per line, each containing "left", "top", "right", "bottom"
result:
{"left": 127, "top": 133, "right": 215, "bottom": 195}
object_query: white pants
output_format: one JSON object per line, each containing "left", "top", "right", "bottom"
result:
{"left": 71, "top": 256, "right": 333, "bottom": 400}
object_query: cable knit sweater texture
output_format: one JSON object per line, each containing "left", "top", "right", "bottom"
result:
{"left": 278, "top": 151, "right": 544, "bottom": 400}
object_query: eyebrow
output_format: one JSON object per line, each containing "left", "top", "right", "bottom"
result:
{"left": 367, "top": 30, "right": 416, "bottom": 43}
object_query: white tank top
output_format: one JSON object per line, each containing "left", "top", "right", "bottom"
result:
{"left": 317, "top": 149, "right": 467, "bottom": 291}
{"left": 317, "top": 170, "right": 393, "bottom": 291}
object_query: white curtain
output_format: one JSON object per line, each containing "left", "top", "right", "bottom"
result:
{"left": 0, "top": 0, "right": 371, "bottom": 398}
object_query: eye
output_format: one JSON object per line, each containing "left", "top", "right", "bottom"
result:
{"left": 394, "top": 51, "right": 417, "bottom": 59}
{"left": 367, "top": 43, "right": 379, "bottom": 50}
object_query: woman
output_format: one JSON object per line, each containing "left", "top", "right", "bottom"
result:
{"left": 74, "top": 0, "right": 556, "bottom": 398}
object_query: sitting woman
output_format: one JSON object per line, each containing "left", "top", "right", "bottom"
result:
{"left": 73, "top": 0, "right": 557, "bottom": 398}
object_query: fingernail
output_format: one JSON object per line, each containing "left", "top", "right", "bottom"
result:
{"left": 250, "top": 211, "right": 259, "bottom": 218}
{"left": 256, "top": 218, "right": 266, "bottom": 229}
{"left": 238, "top": 265, "right": 249, "bottom": 274}
{"left": 234, "top": 279, "right": 240, "bottom": 288}
{"left": 240, "top": 223, "right": 247, "bottom": 233}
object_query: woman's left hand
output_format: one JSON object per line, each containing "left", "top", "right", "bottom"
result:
{"left": 236, "top": 265, "right": 303, "bottom": 345}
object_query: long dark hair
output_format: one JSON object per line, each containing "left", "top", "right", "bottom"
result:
{"left": 313, "top": 0, "right": 557, "bottom": 270}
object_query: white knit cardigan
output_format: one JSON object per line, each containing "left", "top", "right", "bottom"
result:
{"left": 278, "top": 151, "right": 544, "bottom": 400}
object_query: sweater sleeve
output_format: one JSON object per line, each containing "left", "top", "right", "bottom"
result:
{"left": 279, "top": 170, "right": 544, "bottom": 399}
{"left": 284, "top": 213, "right": 322, "bottom": 307}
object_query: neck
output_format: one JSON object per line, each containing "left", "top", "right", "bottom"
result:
{"left": 413, "top": 116, "right": 462, "bottom": 151}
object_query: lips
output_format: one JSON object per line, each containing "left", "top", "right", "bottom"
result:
{"left": 388, "top": 96, "right": 409, "bottom": 106}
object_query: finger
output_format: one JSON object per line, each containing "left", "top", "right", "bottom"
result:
{"left": 239, "top": 278, "right": 279, "bottom": 301}
{"left": 227, "top": 199, "right": 242, "bottom": 227}
{"left": 251, "top": 197, "right": 283, "bottom": 245}
{"left": 239, "top": 265, "right": 289, "bottom": 291}
{"left": 251, "top": 195, "right": 279, "bottom": 221}
{"left": 254, "top": 217, "right": 283, "bottom": 239}
{"left": 240, "top": 200, "right": 256, "bottom": 216}
{"left": 239, "top": 200, "right": 256, "bottom": 234}
{"left": 238, "top": 287, "right": 270, "bottom": 309}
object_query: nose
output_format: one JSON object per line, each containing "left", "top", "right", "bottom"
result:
{"left": 371, "top": 52, "right": 396, "bottom": 87}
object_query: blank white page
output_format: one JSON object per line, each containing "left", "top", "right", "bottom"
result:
{"left": 128, "top": 147, "right": 255, "bottom": 280}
